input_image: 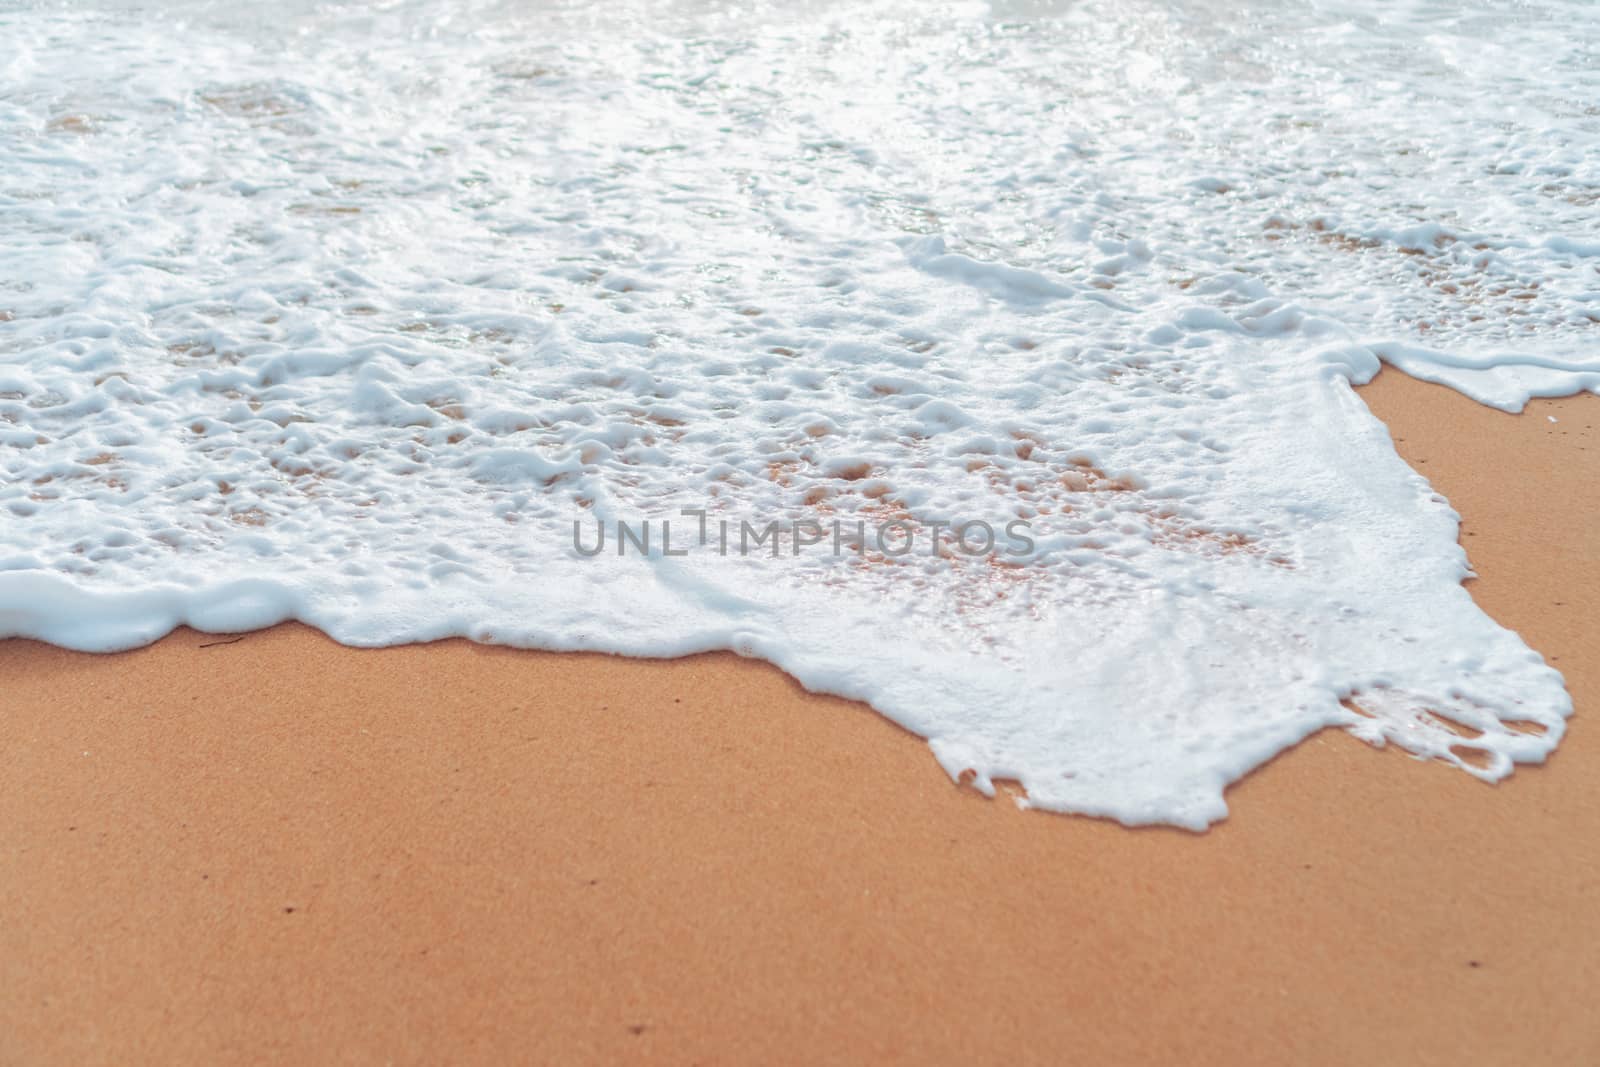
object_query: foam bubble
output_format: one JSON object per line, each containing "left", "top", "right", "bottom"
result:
{"left": 2, "top": 0, "right": 1595, "bottom": 827}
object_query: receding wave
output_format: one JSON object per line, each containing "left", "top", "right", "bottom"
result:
{"left": 2, "top": 0, "right": 1595, "bottom": 826}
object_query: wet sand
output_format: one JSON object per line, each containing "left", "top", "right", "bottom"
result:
{"left": 3, "top": 370, "right": 1597, "bottom": 1065}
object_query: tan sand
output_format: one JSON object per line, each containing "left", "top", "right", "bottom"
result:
{"left": 2, "top": 370, "right": 1597, "bottom": 1065}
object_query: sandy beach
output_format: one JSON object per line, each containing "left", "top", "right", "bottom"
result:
{"left": 1, "top": 369, "right": 1595, "bottom": 1064}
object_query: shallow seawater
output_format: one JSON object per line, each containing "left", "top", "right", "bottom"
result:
{"left": 2, "top": 0, "right": 1597, "bottom": 826}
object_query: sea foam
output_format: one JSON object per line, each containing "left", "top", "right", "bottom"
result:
{"left": 2, "top": 0, "right": 1596, "bottom": 827}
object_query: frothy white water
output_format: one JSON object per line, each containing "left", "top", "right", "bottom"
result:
{"left": 2, "top": 0, "right": 1595, "bottom": 826}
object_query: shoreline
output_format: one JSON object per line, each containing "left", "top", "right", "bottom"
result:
{"left": 4, "top": 369, "right": 1598, "bottom": 1064}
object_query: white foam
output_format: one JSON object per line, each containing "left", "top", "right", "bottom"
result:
{"left": 2, "top": 0, "right": 1595, "bottom": 827}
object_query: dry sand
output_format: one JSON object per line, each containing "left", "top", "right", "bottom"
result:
{"left": 3, "top": 370, "right": 1597, "bottom": 1065}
